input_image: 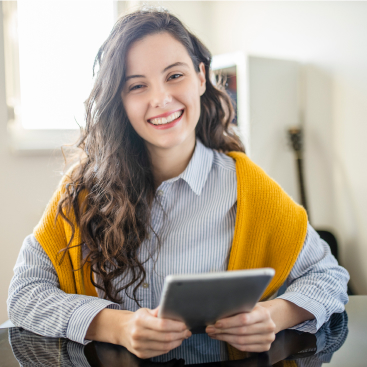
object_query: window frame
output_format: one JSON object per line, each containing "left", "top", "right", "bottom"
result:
{"left": 2, "top": 1, "right": 119, "bottom": 155}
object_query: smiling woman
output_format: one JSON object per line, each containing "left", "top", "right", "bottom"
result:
{"left": 7, "top": 5, "right": 349, "bottom": 363}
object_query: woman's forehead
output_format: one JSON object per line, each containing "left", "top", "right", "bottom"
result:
{"left": 125, "top": 32, "right": 193, "bottom": 75}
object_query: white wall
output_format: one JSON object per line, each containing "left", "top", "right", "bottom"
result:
{"left": 209, "top": 1, "right": 367, "bottom": 293}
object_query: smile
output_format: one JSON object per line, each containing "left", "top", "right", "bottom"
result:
{"left": 148, "top": 110, "right": 184, "bottom": 126}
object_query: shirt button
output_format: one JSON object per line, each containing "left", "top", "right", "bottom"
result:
{"left": 157, "top": 190, "right": 164, "bottom": 197}
{"left": 147, "top": 233, "right": 151, "bottom": 240}
{"left": 142, "top": 283, "right": 149, "bottom": 289}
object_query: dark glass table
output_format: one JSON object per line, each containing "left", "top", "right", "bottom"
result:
{"left": 1, "top": 296, "right": 366, "bottom": 366}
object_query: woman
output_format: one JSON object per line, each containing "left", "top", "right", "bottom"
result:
{"left": 8, "top": 6, "right": 349, "bottom": 362}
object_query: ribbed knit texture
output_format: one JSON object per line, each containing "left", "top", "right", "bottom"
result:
{"left": 34, "top": 173, "right": 97, "bottom": 298}
{"left": 34, "top": 151, "right": 308, "bottom": 361}
{"left": 226, "top": 152, "right": 307, "bottom": 297}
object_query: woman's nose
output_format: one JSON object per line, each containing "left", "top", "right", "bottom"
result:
{"left": 149, "top": 85, "right": 172, "bottom": 108}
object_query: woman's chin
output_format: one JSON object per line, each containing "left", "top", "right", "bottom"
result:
{"left": 145, "top": 133, "right": 196, "bottom": 154}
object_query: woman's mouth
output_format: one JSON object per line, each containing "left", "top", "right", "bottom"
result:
{"left": 148, "top": 109, "right": 184, "bottom": 127}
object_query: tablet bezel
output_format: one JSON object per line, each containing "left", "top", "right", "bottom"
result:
{"left": 158, "top": 268, "right": 275, "bottom": 333}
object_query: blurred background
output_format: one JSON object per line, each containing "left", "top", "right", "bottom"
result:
{"left": 1, "top": 1, "right": 367, "bottom": 323}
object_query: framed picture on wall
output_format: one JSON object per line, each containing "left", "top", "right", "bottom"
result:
{"left": 214, "top": 65, "right": 238, "bottom": 125}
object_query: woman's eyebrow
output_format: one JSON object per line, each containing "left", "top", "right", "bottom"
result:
{"left": 125, "top": 62, "right": 189, "bottom": 81}
{"left": 163, "top": 61, "right": 189, "bottom": 73}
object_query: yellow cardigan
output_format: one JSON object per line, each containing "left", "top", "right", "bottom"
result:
{"left": 34, "top": 151, "right": 307, "bottom": 362}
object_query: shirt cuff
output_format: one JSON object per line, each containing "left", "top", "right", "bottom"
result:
{"left": 66, "top": 299, "right": 120, "bottom": 344}
{"left": 276, "top": 292, "right": 327, "bottom": 333}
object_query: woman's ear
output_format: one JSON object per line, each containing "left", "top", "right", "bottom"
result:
{"left": 198, "top": 62, "right": 206, "bottom": 96}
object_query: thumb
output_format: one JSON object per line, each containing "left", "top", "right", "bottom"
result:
{"left": 151, "top": 306, "right": 160, "bottom": 318}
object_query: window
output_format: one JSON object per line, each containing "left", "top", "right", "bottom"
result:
{"left": 2, "top": 1, "right": 117, "bottom": 153}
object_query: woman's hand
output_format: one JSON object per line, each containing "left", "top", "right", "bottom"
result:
{"left": 87, "top": 307, "right": 192, "bottom": 359}
{"left": 205, "top": 299, "right": 315, "bottom": 353}
{"left": 120, "top": 307, "right": 192, "bottom": 359}
{"left": 205, "top": 303, "right": 276, "bottom": 352}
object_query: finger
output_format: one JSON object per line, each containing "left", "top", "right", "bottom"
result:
{"left": 132, "top": 342, "right": 183, "bottom": 359}
{"left": 208, "top": 307, "right": 270, "bottom": 330}
{"left": 139, "top": 313, "right": 188, "bottom": 333}
{"left": 208, "top": 332, "right": 275, "bottom": 345}
{"left": 136, "top": 329, "right": 191, "bottom": 343}
{"left": 229, "top": 342, "right": 273, "bottom": 353}
{"left": 133, "top": 338, "right": 184, "bottom": 356}
{"left": 148, "top": 306, "right": 160, "bottom": 318}
{"left": 207, "top": 321, "right": 275, "bottom": 335}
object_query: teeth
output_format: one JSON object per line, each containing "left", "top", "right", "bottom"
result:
{"left": 149, "top": 110, "right": 183, "bottom": 125}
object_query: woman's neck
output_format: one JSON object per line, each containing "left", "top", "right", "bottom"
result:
{"left": 147, "top": 137, "right": 196, "bottom": 190}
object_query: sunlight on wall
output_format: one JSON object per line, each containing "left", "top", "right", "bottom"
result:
{"left": 17, "top": 1, "right": 115, "bottom": 129}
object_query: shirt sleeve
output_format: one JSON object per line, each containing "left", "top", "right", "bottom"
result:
{"left": 276, "top": 223, "right": 350, "bottom": 333}
{"left": 7, "top": 234, "right": 120, "bottom": 345}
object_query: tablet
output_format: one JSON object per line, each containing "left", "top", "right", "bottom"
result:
{"left": 158, "top": 268, "right": 275, "bottom": 334}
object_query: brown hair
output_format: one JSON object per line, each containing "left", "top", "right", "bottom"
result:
{"left": 57, "top": 6, "right": 245, "bottom": 305}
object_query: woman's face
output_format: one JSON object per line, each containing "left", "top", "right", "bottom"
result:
{"left": 121, "top": 32, "right": 206, "bottom": 155}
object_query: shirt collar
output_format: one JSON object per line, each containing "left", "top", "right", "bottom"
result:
{"left": 179, "top": 138, "right": 214, "bottom": 196}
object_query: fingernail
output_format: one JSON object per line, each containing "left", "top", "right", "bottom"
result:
{"left": 215, "top": 322, "right": 222, "bottom": 328}
{"left": 206, "top": 326, "right": 215, "bottom": 332}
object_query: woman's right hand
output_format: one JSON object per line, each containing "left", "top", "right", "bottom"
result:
{"left": 86, "top": 307, "right": 192, "bottom": 359}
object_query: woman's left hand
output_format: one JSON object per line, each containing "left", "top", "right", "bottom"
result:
{"left": 205, "top": 303, "right": 276, "bottom": 352}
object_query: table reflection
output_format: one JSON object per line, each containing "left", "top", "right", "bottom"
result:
{"left": 8, "top": 312, "right": 348, "bottom": 367}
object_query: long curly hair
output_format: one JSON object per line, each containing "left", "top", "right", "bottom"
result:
{"left": 56, "top": 6, "right": 245, "bottom": 306}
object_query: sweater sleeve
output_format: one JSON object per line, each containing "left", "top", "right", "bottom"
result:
{"left": 277, "top": 223, "right": 350, "bottom": 333}
{"left": 7, "top": 234, "right": 120, "bottom": 345}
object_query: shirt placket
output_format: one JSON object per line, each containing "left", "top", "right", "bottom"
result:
{"left": 139, "top": 184, "right": 167, "bottom": 309}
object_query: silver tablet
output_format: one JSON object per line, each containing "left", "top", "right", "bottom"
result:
{"left": 158, "top": 268, "right": 275, "bottom": 334}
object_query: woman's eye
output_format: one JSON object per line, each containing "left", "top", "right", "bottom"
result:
{"left": 129, "top": 74, "right": 182, "bottom": 91}
{"left": 169, "top": 74, "right": 183, "bottom": 80}
{"left": 130, "top": 84, "right": 144, "bottom": 91}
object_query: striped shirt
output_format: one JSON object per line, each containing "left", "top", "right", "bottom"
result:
{"left": 7, "top": 139, "right": 350, "bottom": 363}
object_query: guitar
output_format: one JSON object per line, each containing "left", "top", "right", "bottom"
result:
{"left": 287, "top": 128, "right": 339, "bottom": 261}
